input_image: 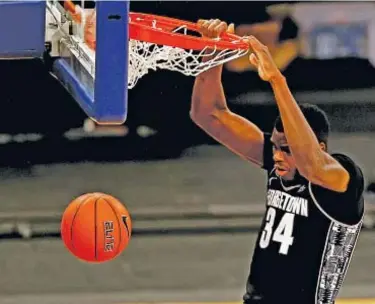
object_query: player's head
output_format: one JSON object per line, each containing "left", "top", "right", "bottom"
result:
{"left": 271, "top": 103, "right": 330, "bottom": 180}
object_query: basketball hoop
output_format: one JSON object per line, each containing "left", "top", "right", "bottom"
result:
{"left": 62, "top": 2, "right": 250, "bottom": 89}
{"left": 128, "top": 13, "right": 249, "bottom": 89}
{"left": 127, "top": 13, "right": 249, "bottom": 88}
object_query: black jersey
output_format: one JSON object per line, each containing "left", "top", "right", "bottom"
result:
{"left": 243, "top": 134, "right": 364, "bottom": 304}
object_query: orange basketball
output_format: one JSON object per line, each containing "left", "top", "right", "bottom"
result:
{"left": 61, "top": 192, "right": 132, "bottom": 263}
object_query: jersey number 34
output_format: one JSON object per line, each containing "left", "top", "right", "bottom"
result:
{"left": 259, "top": 207, "right": 295, "bottom": 255}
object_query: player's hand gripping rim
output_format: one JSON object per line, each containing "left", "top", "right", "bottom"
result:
{"left": 197, "top": 19, "right": 236, "bottom": 60}
{"left": 197, "top": 19, "right": 235, "bottom": 39}
{"left": 196, "top": 19, "right": 283, "bottom": 83}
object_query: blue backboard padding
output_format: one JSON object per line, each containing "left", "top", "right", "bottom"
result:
{"left": 53, "top": 59, "right": 95, "bottom": 118}
{"left": 0, "top": 1, "right": 45, "bottom": 58}
{"left": 94, "top": 1, "right": 129, "bottom": 123}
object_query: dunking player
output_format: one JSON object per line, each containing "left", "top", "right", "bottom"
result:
{"left": 191, "top": 19, "right": 364, "bottom": 304}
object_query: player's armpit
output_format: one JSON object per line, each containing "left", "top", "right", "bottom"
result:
{"left": 305, "top": 152, "right": 350, "bottom": 193}
{"left": 191, "top": 108, "right": 265, "bottom": 166}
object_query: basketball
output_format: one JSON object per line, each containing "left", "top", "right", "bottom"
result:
{"left": 61, "top": 193, "right": 132, "bottom": 263}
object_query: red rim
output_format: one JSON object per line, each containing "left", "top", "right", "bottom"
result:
{"left": 129, "top": 12, "right": 249, "bottom": 51}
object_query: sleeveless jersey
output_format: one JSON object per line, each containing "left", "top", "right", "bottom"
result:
{"left": 243, "top": 134, "right": 364, "bottom": 304}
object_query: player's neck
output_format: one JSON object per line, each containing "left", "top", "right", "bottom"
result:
{"left": 280, "top": 177, "right": 295, "bottom": 184}
{"left": 280, "top": 171, "right": 302, "bottom": 184}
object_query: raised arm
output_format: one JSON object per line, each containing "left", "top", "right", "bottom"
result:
{"left": 190, "top": 19, "right": 265, "bottom": 166}
{"left": 248, "top": 36, "right": 349, "bottom": 192}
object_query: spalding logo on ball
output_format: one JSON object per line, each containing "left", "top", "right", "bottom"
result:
{"left": 61, "top": 193, "right": 132, "bottom": 263}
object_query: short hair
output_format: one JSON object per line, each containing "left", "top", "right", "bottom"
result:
{"left": 274, "top": 103, "right": 330, "bottom": 144}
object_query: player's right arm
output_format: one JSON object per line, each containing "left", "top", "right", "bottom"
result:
{"left": 190, "top": 19, "right": 265, "bottom": 167}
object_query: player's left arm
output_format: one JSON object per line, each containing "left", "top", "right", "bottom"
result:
{"left": 247, "top": 36, "right": 349, "bottom": 192}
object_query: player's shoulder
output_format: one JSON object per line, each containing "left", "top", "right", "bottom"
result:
{"left": 311, "top": 152, "right": 365, "bottom": 225}
{"left": 330, "top": 152, "right": 364, "bottom": 180}
{"left": 331, "top": 152, "right": 358, "bottom": 166}
{"left": 329, "top": 152, "right": 365, "bottom": 201}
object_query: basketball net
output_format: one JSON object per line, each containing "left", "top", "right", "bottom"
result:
{"left": 66, "top": 3, "right": 249, "bottom": 89}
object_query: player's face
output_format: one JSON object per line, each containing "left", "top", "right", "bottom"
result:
{"left": 270, "top": 129, "right": 297, "bottom": 180}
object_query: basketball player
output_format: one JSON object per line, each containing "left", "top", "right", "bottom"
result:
{"left": 191, "top": 19, "right": 364, "bottom": 304}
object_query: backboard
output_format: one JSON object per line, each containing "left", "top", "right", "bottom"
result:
{"left": 2, "top": 1, "right": 246, "bottom": 124}
{"left": 0, "top": 1, "right": 45, "bottom": 58}
{"left": 46, "top": 1, "right": 129, "bottom": 124}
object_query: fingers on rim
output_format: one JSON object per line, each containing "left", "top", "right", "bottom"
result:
{"left": 207, "top": 19, "right": 222, "bottom": 32}
{"left": 198, "top": 19, "right": 235, "bottom": 37}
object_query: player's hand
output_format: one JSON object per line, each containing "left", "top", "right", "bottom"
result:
{"left": 197, "top": 19, "right": 235, "bottom": 39}
{"left": 248, "top": 36, "right": 283, "bottom": 82}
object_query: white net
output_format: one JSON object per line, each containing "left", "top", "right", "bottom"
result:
{"left": 47, "top": 1, "right": 249, "bottom": 90}
{"left": 128, "top": 30, "right": 248, "bottom": 89}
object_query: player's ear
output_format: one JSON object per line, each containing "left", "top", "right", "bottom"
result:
{"left": 319, "top": 142, "right": 326, "bottom": 152}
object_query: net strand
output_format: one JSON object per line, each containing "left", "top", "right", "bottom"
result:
{"left": 127, "top": 24, "right": 249, "bottom": 89}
